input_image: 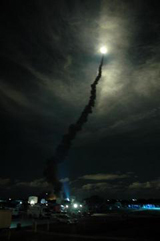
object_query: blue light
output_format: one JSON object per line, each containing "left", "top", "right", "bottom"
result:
{"left": 41, "top": 199, "right": 47, "bottom": 204}
{"left": 63, "top": 182, "right": 70, "bottom": 200}
{"left": 142, "top": 204, "right": 160, "bottom": 210}
{"left": 128, "top": 204, "right": 141, "bottom": 209}
{"left": 143, "top": 204, "right": 155, "bottom": 209}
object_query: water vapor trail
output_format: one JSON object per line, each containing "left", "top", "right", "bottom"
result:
{"left": 44, "top": 56, "right": 104, "bottom": 193}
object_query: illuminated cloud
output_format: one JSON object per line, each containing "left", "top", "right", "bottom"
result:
{"left": 129, "top": 181, "right": 151, "bottom": 189}
{"left": 129, "top": 178, "right": 160, "bottom": 190}
{"left": 16, "top": 178, "right": 49, "bottom": 188}
{"left": 60, "top": 177, "right": 70, "bottom": 183}
{"left": 16, "top": 177, "right": 69, "bottom": 188}
{"left": 82, "top": 182, "right": 111, "bottom": 191}
{"left": 0, "top": 82, "right": 29, "bottom": 108}
{"left": 80, "top": 173, "right": 130, "bottom": 181}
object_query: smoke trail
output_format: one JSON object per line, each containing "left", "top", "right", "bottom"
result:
{"left": 44, "top": 56, "right": 104, "bottom": 193}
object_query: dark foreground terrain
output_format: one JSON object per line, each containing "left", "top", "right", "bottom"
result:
{"left": 1, "top": 210, "right": 160, "bottom": 241}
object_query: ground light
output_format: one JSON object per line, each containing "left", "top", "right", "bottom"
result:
{"left": 30, "top": 200, "right": 35, "bottom": 205}
{"left": 73, "top": 203, "right": 78, "bottom": 208}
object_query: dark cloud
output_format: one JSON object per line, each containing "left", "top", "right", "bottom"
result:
{"left": 15, "top": 177, "right": 69, "bottom": 189}
{"left": 0, "top": 178, "right": 10, "bottom": 187}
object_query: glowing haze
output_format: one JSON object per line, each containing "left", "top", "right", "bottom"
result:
{"left": 100, "top": 46, "right": 108, "bottom": 54}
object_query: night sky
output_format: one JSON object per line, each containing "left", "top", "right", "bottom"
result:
{"left": 1, "top": 0, "right": 160, "bottom": 199}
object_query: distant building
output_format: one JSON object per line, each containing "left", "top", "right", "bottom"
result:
{"left": 28, "top": 196, "right": 38, "bottom": 205}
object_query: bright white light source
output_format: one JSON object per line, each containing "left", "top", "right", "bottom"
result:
{"left": 80, "top": 204, "right": 82, "bottom": 208}
{"left": 73, "top": 203, "right": 78, "bottom": 208}
{"left": 30, "top": 200, "right": 35, "bottom": 205}
{"left": 66, "top": 205, "right": 69, "bottom": 208}
{"left": 100, "top": 46, "right": 107, "bottom": 54}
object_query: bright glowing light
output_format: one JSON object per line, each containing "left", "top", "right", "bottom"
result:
{"left": 100, "top": 46, "right": 108, "bottom": 54}
{"left": 80, "top": 204, "right": 82, "bottom": 208}
{"left": 30, "top": 200, "right": 35, "bottom": 205}
{"left": 41, "top": 199, "right": 47, "bottom": 204}
{"left": 66, "top": 205, "right": 69, "bottom": 208}
{"left": 73, "top": 203, "right": 78, "bottom": 208}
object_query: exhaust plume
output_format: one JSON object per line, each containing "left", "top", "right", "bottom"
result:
{"left": 44, "top": 56, "right": 104, "bottom": 193}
